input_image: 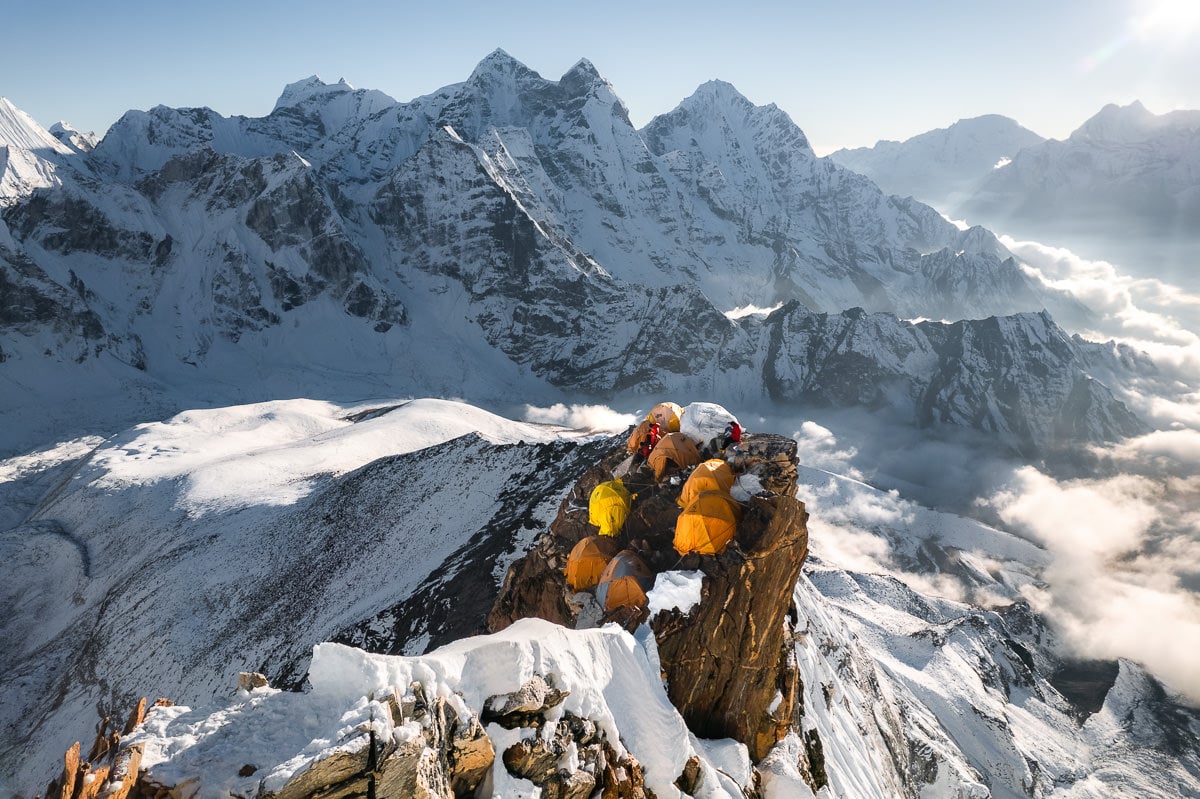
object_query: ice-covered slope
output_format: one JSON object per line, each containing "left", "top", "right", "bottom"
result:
{"left": 828, "top": 114, "right": 1045, "bottom": 211}
{"left": 0, "top": 97, "right": 73, "bottom": 208}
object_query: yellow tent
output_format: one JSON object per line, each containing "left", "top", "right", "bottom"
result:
{"left": 647, "top": 402, "right": 683, "bottom": 433}
{"left": 596, "top": 550, "right": 655, "bottom": 611}
{"left": 565, "top": 535, "right": 619, "bottom": 592}
{"left": 677, "top": 459, "right": 735, "bottom": 508}
{"left": 674, "top": 491, "right": 743, "bottom": 556}
{"left": 588, "top": 479, "right": 632, "bottom": 537}
{"left": 646, "top": 432, "right": 702, "bottom": 480}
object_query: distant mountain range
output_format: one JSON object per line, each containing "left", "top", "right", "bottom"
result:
{"left": 829, "top": 114, "right": 1045, "bottom": 211}
{"left": 0, "top": 51, "right": 1142, "bottom": 456}
{"left": 828, "top": 102, "right": 1200, "bottom": 284}
{"left": 960, "top": 101, "right": 1200, "bottom": 243}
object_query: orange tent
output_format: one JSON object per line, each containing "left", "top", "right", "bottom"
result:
{"left": 677, "top": 459, "right": 736, "bottom": 508}
{"left": 647, "top": 402, "right": 683, "bottom": 433}
{"left": 596, "top": 550, "right": 656, "bottom": 611}
{"left": 565, "top": 535, "right": 619, "bottom": 592}
{"left": 646, "top": 432, "right": 702, "bottom": 480}
{"left": 626, "top": 419, "right": 659, "bottom": 454}
{"left": 674, "top": 491, "right": 743, "bottom": 556}
{"left": 588, "top": 479, "right": 632, "bottom": 537}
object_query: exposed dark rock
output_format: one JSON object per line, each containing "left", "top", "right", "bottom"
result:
{"left": 482, "top": 675, "right": 570, "bottom": 729}
{"left": 803, "top": 729, "right": 828, "bottom": 791}
{"left": 328, "top": 436, "right": 612, "bottom": 666}
{"left": 674, "top": 755, "right": 703, "bottom": 794}
{"left": 652, "top": 488, "right": 809, "bottom": 761}
{"left": 1050, "top": 659, "right": 1120, "bottom": 718}
{"left": 5, "top": 194, "right": 156, "bottom": 260}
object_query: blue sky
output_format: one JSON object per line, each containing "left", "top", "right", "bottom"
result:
{"left": 2, "top": 0, "right": 1197, "bottom": 153}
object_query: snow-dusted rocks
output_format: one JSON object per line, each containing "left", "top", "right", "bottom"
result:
{"left": 109, "top": 624, "right": 693, "bottom": 799}
{"left": 762, "top": 306, "right": 1146, "bottom": 453}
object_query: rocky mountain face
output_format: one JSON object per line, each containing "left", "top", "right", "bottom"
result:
{"left": 759, "top": 305, "right": 1146, "bottom": 454}
{"left": 958, "top": 101, "right": 1200, "bottom": 241}
{"left": 828, "top": 114, "right": 1046, "bottom": 212}
{"left": 0, "top": 53, "right": 1133, "bottom": 456}
{"left": 490, "top": 432, "right": 810, "bottom": 764}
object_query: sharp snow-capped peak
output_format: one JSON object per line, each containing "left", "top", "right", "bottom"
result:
{"left": 0, "top": 97, "right": 73, "bottom": 155}
{"left": 272, "top": 74, "right": 363, "bottom": 111}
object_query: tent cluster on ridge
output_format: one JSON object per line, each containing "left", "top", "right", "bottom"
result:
{"left": 567, "top": 401, "right": 746, "bottom": 619}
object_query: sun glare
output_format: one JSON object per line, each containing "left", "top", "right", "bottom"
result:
{"left": 1133, "top": 0, "right": 1200, "bottom": 42}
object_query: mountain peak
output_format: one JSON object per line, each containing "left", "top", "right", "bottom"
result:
{"left": 564, "top": 57, "right": 600, "bottom": 80}
{"left": 273, "top": 75, "right": 353, "bottom": 111}
{"left": 468, "top": 48, "right": 539, "bottom": 83}
{"left": 692, "top": 79, "right": 752, "bottom": 106}
{"left": 0, "top": 96, "right": 71, "bottom": 154}
{"left": 1072, "top": 100, "right": 1158, "bottom": 142}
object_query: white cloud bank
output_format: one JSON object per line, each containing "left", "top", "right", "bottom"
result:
{"left": 986, "top": 463, "right": 1200, "bottom": 704}
{"left": 523, "top": 403, "right": 637, "bottom": 433}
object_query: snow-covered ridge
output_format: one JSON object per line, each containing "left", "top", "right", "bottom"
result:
{"left": 1071, "top": 99, "right": 1200, "bottom": 143}
{"left": 0, "top": 97, "right": 74, "bottom": 207}
{"left": 0, "top": 397, "right": 615, "bottom": 793}
{"left": 0, "top": 97, "right": 73, "bottom": 154}
{"left": 957, "top": 101, "right": 1200, "bottom": 249}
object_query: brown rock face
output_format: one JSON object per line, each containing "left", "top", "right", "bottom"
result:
{"left": 46, "top": 708, "right": 146, "bottom": 799}
{"left": 652, "top": 489, "right": 809, "bottom": 761}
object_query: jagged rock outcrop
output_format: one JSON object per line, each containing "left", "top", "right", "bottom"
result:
{"left": 490, "top": 431, "right": 810, "bottom": 765}
{"left": 44, "top": 697, "right": 162, "bottom": 799}
{"left": 68, "top": 674, "right": 653, "bottom": 799}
